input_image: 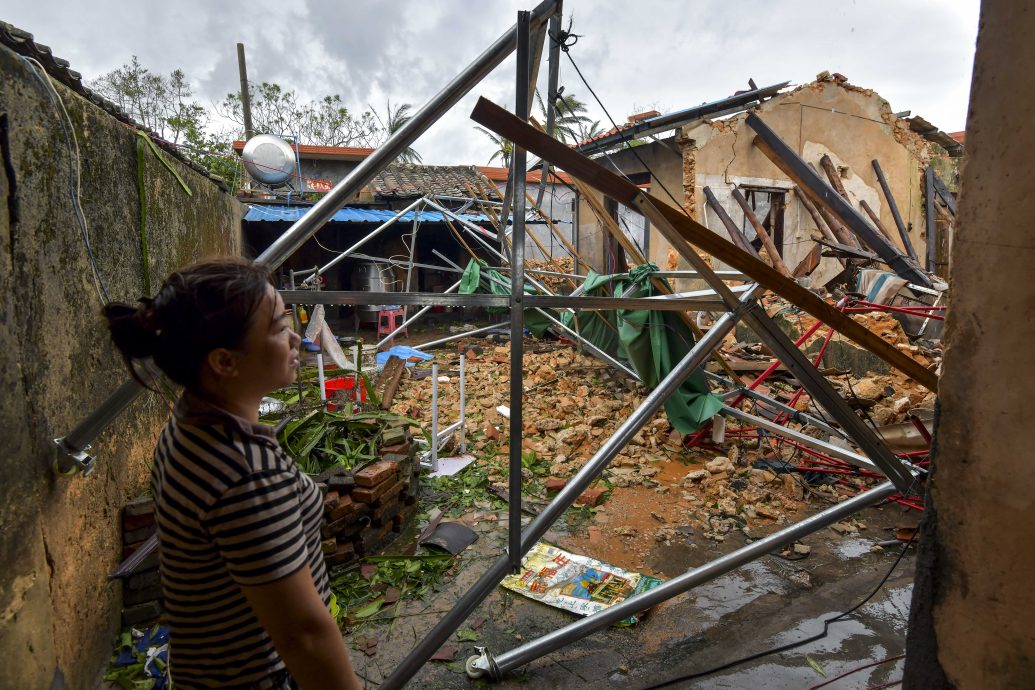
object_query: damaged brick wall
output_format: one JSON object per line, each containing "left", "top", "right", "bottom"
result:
{"left": 680, "top": 78, "right": 959, "bottom": 284}
{"left": 0, "top": 43, "right": 242, "bottom": 690}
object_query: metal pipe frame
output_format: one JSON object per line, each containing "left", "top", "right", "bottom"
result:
{"left": 720, "top": 405, "right": 878, "bottom": 471}
{"left": 413, "top": 321, "right": 509, "bottom": 352}
{"left": 630, "top": 192, "right": 915, "bottom": 494}
{"left": 304, "top": 196, "right": 426, "bottom": 284}
{"left": 468, "top": 480, "right": 899, "bottom": 678}
{"left": 508, "top": 11, "right": 531, "bottom": 571}
{"left": 375, "top": 279, "right": 463, "bottom": 349}
{"left": 704, "top": 371, "right": 848, "bottom": 441}
{"left": 379, "top": 287, "right": 755, "bottom": 689}
{"left": 54, "top": 0, "right": 562, "bottom": 475}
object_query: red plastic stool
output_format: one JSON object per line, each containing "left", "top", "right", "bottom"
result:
{"left": 377, "top": 307, "right": 406, "bottom": 339}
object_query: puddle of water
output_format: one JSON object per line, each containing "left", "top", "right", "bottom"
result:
{"left": 835, "top": 537, "right": 876, "bottom": 559}
{"left": 688, "top": 561, "right": 789, "bottom": 621}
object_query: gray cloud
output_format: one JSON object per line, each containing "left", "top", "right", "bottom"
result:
{"left": 4, "top": 0, "right": 978, "bottom": 164}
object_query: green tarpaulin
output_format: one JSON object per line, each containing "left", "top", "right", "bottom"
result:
{"left": 458, "top": 259, "right": 551, "bottom": 336}
{"left": 461, "top": 259, "right": 722, "bottom": 432}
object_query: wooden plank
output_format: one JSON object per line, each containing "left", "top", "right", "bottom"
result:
{"left": 703, "top": 186, "right": 762, "bottom": 258}
{"left": 469, "top": 96, "right": 937, "bottom": 391}
{"left": 730, "top": 187, "right": 792, "bottom": 277}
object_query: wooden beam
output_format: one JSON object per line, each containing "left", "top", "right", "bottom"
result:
{"left": 859, "top": 199, "right": 897, "bottom": 243}
{"left": 470, "top": 96, "right": 937, "bottom": 391}
{"left": 703, "top": 187, "right": 762, "bottom": 259}
{"left": 730, "top": 187, "right": 793, "bottom": 277}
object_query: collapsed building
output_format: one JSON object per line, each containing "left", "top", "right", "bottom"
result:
{"left": 575, "top": 74, "right": 961, "bottom": 286}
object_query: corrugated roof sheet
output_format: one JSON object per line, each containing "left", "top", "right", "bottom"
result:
{"left": 244, "top": 204, "right": 496, "bottom": 224}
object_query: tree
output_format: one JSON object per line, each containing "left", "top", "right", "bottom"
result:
{"left": 218, "top": 83, "right": 382, "bottom": 148}
{"left": 473, "top": 126, "right": 513, "bottom": 167}
{"left": 90, "top": 56, "right": 207, "bottom": 145}
{"left": 371, "top": 99, "right": 422, "bottom": 163}
{"left": 535, "top": 88, "right": 604, "bottom": 144}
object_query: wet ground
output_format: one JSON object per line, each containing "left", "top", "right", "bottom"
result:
{"left": 344, "top": 499, "right": 917, "bottom": 689}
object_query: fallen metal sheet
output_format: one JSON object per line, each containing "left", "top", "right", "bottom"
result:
{"left": 420, "top": 521, "right": 479, "bottom": 555}
{"left": 427, "top": 454, "right": 477, "bottom": 478}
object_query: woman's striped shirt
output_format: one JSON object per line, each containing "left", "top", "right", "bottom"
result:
{"left": 151, "top": 392, "right": 329, "bottom": 689}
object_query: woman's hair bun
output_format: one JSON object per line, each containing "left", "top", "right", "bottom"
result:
{"left": 103, "top": 300, "right": 160, "bottom": 360}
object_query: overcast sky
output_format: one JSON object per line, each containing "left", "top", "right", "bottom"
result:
{"left": 5, "top": 0, "right": 980, "bottom": 165}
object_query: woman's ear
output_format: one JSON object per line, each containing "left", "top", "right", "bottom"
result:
{"left": 206, "top": 348, "right": 240, "bottom": 378}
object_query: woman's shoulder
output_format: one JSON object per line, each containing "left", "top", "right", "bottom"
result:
{"left": 160, "top": 416, "right": 291, "bottom": 487}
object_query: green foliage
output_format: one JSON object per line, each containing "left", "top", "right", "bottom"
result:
{"left": 276, "top": 406, "right": 423, "bottom": 475}
{"left": 329, "top": 554, "right": 454, "bottom": 627}
{"left": 423, "top": 461, "right": 504, "bottom": 516}
{"left": 371, "top": 99, "right": 422, "bottom": 163}
{"left": 218, "top": 83, "right": 382, "bottom": 148}
{"left": 473, "top": 125, "right": 513, "bottom": 167}
{"left": 91, "top": 56, "right": 205, "bottom": 145}
{"left": 535, "top": 88, "right": 604, "bottom": 144}
{"left": 103, "top": 626, "right": 170, "bottom": 690}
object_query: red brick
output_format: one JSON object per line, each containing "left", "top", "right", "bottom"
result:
{"left": 354, "top": 461, "right": 398, "bottom": 487}
{"left": 326, "top": 540, "right": 357, "bottom": 566}
{"left": 575, "top": 487, "right": 606, "bottom": 507}
{"left": 322, "top": 491, "right": 340, "bottom": 513}
{"left": 379, "top": 442, "right": 411, "bottom": 458}
{"left": 372, "top": 481, "right": 404, "bottom": 508}
{"left": 545, "top": 477, "right": 568, "bottom": 493}
{"left": 352, "top": 478, "right": 396, "bottom": 503}
{"left": 329, "top": 494, "right": 355, "bottom": 521}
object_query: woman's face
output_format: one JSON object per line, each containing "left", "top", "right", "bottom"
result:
{"left": 235, "top": 286, "right": 301, "bottom": 394}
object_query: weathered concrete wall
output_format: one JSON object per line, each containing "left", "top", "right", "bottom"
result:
{"left": 0, "top": 44, "right": 242, "bottom": 690}
{"left": 904, "top": 2, "right": 1035, "bottom": 687}
{"left": 575, "top": 139, "right": 687, "bottom": 280}
{"left": 682, "top": 80, "right": 952, "bottom": 283}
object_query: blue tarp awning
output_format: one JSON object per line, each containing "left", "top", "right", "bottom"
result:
{"left": 244, "top": 204, "right": 496, "bottom": 224}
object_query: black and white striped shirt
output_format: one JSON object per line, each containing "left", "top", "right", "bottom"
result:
{"left": 152, "top": 392, "right": 329, "bottom": 689}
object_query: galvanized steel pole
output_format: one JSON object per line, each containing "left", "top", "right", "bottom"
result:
{"left": 471, "top": 481, "right": 898, "bottom": 678}
{"left": 508, "top": 10, "right": 531, "bottom": 571}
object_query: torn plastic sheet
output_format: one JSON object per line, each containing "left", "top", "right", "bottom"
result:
{"left": 500, "top": 542, "right": 664, "bottom": 626}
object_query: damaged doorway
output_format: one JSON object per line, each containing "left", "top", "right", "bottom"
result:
{"left": 739, "top": 186, "right": 786, "bottom": 257}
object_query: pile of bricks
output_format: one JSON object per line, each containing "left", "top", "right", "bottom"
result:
{"left": 120, "top": 495, "right": 161, "bottom": 627}
{"left": 317, "top": 422, "right": 420, "bottom": 568}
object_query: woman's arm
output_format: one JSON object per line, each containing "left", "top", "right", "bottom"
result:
{"left": 241, "top": 565, "right": 361, "bottom": 690}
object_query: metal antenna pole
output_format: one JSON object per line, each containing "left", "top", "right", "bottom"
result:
{"left": 508, "top": 10, "right": 531, "bottom": 571}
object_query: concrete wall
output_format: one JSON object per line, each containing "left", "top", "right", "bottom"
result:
{"left": 904, "top": 2, "right": 1035, "bottom": 686}
{"left": 0, "top": 44, "right": 242, "bottom": 690}
{"left": 682, "top": 80, "right": 952, "bottom": 284}
{"left": 576, "top": 139, "right": 686, "bottom": 278}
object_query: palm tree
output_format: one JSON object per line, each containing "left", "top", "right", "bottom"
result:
{"left": 373, "top": 100, "right": 422, "bottom": 163}
{"left": 536, "top": 88, "right": 600, "bottom": 144}
{"left": 474, "top": 126, "right": 513, "bottom": 167}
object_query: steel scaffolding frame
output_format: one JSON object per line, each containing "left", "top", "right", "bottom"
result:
{"left": 53, "top": 3, "right": 933, "bottom": 686}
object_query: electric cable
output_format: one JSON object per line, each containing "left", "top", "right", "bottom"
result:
{"left": 636, "top": 530, "right": 917, "bottom": 689}
{"left": 22, "top": 56, "right": 110, "bottom": 303}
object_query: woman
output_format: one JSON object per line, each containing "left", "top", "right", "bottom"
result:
{"left": 105, "top": 258, "right": 361, "bottom": 690}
